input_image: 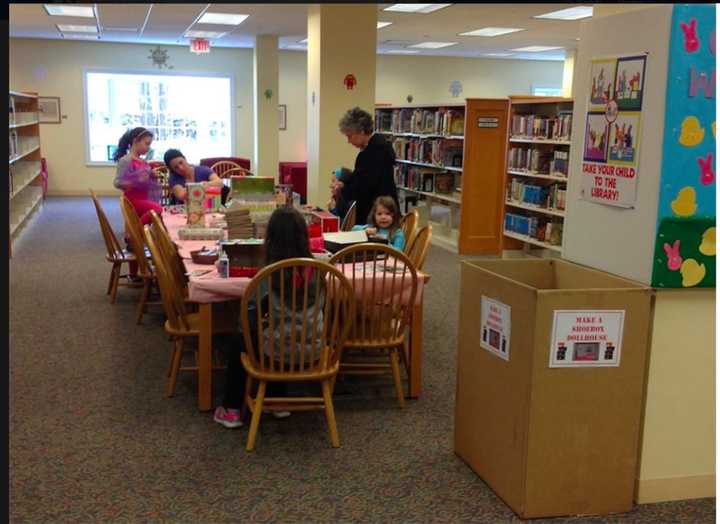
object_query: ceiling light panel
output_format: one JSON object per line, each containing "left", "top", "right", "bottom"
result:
{"left": 377, "top": 21, "right": 393, "bottom": 29}
{"left": 197, "top": 12, "right": 249, "bottom": 26}
{"left": 512, "top": 46, "right": 563, "bottom": 52}
{"left": 185, "top": 30, "right": 226, "bottom": 39}
{"left": 534, "top": 6, "right": 593, "bottom": 21}
{"left": 383, "top": 50, "right": 420, "bottom": 54}
{"left": 44, "top": 5, "right": 95, "bottom": 18}
{"left": 409, "top": 41, "right": 457, "bottom": 49}
{"left": 459, "top": 27, "right": 524, "bottom": 37}
{"left": 57, "top": 24, "right": 97, "bottom": 33}
{"left": 298, "top": 38, "right": 308, "bottom": 44}
{"left": 383, "top": 4, "right": 452, "bottom": 14}
{"left": 483, "top": 53, "right": 513, "bottom": 57}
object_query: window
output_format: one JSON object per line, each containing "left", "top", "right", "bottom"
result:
{"left": 84, "top": 70, "right": 232, "bottom": 164}
{"left": 532, "top": 85, "right": 563, "bottom": 97}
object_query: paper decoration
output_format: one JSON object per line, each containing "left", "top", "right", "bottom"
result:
{"left": 651, "top": 4, "right": 715, "bottom": 288}
{"left": 406, "top": 94, "right": 414, "bottom": 103}
{"left": 549, "top": 310, "right": 625, "bottom": 368}
{"left": 343, "top": 74, "right": 357, "bottom": 90}
{"left": 148, "top": 46, "right": 173, "bottom": 70}
{"left": 449, "top": 80, "right": 463, "bottom": 97}
{"left": 663, "top": 240, "right": 683, "bottom": 270}
{"left": 581, "top": 54, "right": 647, "bottom": 208}
{"left": 480, "top": 296, "right": 511, "bottom": 361}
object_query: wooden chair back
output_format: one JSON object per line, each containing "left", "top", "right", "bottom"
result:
{"left": 240, "top": 258, "right": 355, "bottom": 376}
{"left": 89, "top": 189, "right": 125, "bottom": 261}
{"left": 400, "top": 209, "right": 419, "bottom": 253}
{"left": 340, "top": 201, "right": 357, "bottom": 231}
{"left": 120, "top": 195, "right": 153, "bottom": 277}
{"left": 149, "top": 210, "right": 187, "bottom": 290}
{"left": 153, "top": 166, "right": 172, "bottom": 206}
{"left": 223, "top": 166, "right": 252, "bottom": 178}
{"left": 329, "top": 244, "right": 418, "bottom": 345}
{"left": 143, "top": 225, "right": 190, "bottom": 332}
{"left": 405, "top": 224, "right": 432, "bottom": 272}
{"left": 210, "top": 160, "right": 242, "bottom": 179}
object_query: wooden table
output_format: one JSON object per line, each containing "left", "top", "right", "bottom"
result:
{"left": 165, "top": 212, "right": 429, "bottom": 411}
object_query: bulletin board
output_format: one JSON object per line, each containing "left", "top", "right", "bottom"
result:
{"left": 651, "top": 4, "right": 716, "bottom": 288}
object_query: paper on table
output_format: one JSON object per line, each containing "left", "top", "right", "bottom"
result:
{"left": 322, "top": 230, "right": 367, "bottom": 244}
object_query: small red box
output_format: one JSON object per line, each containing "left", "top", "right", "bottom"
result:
{"left": 311, "top": 210, "right": 339, "bottom": 233}
{"left": 229, "top": 266, "right": 259, "bottom": 278}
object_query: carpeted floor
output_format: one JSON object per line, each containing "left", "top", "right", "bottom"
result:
{"left": 9, "top": 197, "right": 715, "bottom": 523}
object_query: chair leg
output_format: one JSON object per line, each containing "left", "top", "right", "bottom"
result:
{"left": 166, "top": 338, "right": 183, "bottom": 397}
{"left": 109, "top": 264, "right": 121, "bottom": 304}
{"left": 322, "top": 379, "right": 340, "bottom": 448}
{"left": 106, "top": 263, "right": 118, "bottom": 295}
{"left": 246, "top": 381, "right": 266, "bottom": 452}
{"left": 389, "top": 349, "right": 406, "bottom": 408}
{"left": 136, "top": 278, "right": 150, "bottom": 324}
{"left": 239, "top": 376, "right": 253, "bottom": 421}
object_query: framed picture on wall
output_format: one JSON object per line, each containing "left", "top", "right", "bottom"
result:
{"left": 38, "top": 96, "right": 61, "bottom": 124}
{"left": 279, "top": 104, "right": 287, "bottom": 130}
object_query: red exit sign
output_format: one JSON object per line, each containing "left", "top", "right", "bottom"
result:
{"left": 190, "top": 38, "right": 210, "bottom": 54}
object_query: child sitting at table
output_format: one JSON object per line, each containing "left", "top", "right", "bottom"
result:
{"left": 351, "top": 195, "right": 406, "bottom": 251}
{"left": 328, "top": 167, "right": 354, "bottom": 218}
{"left": 215, "top": 207, "right": 324, "bottom": 428}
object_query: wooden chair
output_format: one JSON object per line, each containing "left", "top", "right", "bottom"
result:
{"left": 153, "top": 166, "right": 172, "bottom": 206}
{"left": 143, "top": 225, "right": 235, "bottom": 398}
{"left": 149, "top": 210, "right": 188, "bottom": 295}
{"left": 89, "top": 189, "right": 142, "bottom": 303}
{"left": 400, "top": 209, "right": 419, "bottom": 254}
{"left": 405, "top": 224, "right": 433, "bottom": 272}
{"left": 210, "top": 160, "right": 243, "bottom": 179}
{"left": 328, "top": 244, "right": 418, "bottom": 408}
{"left": 120, "top": 195, "right": 160, "bottom": 324}
{"left": 223, "top": 166, "right": 252, "bottom": 178}
{"left": 240, "top": 258, "right": 355, "bottom": 451}
{"left": 340, "top": 201, "right": 357, "bottom": 231}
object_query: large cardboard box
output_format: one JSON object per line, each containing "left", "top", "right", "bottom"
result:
{"left": 455, "top": 259, "right": 653, "bottom": 518}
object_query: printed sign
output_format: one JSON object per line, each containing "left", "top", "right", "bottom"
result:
{"left": 477, "top": 117, "right": 499, "bottom": 128}
{"left": 581, "top": 54, "right": 647, "bottom": 208}
{"left": 480, "top": 296, "right": 511, "bottom": 361}
{"left": 549, "top": 310, "right": 625, "bottom": 368}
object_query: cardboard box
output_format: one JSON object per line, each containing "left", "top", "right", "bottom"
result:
{"left": 454, "top": 259, "right": 653, "bottom": 519}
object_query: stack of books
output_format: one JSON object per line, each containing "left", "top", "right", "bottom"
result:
{"left": 510, "top": 112, "right": 573, "bottom": 140}
{"left": 224, "top": 208, "right": 254, "bottom": 239}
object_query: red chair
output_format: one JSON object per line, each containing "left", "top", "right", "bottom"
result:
{"left": 279, "top": 161, "right": 307, "bottom": 204}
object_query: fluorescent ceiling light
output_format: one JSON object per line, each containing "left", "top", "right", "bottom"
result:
{"left": 298, "top": 38, "right": 308, "bottom": 44}
{"left": 197, "top": 12, "right": 249, "bottom": 25}
{"left": 459, "top": 27, "right": 524, "bottom": 37}
{"left": 44, "top": 4, "right": 95, "bottom": 18}
{"left": 383, "top": 50, "right": 420, "bottom": 54}
{"left": 185, "top": 30, "right": 226, "bottom": 39}
{"left": 483, "top": 53, "right": 513, "bottom": 57}
{"left": 57, "top": 24, "right": 97, "bottom": 33}
{"left": 286, "top": 45, "right": 307, "bottom": 50}
{"left": 383, "top": 4, "right": 451, "bottom": 14}
{"left": 534, "top": 6, "right": 593, "bottom": 20}
{"left": 377, "top": 21, "right": 393, "bottom": 29}
{"left": 64, "top": 33, "right": 99, "bottom": 40}
{"left": 512, "top": 45, "right": 563, "bottom": 52}
{"left": 409, "top": 41, "right": 457, "bottom": 49}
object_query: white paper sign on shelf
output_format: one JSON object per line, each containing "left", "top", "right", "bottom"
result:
{"left": 549, "top": 310, "right": 625, "bottom": 368}
{"left": 480, "top": 296, "right": 511, "bottom": 361}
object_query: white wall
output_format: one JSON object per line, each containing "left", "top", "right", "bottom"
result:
{"left": 9, "top": 38, "right": 563, "bottom": 195}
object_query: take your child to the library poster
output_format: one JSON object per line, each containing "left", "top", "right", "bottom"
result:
{"left": 581, "top": 53, "right": 647, "bottom": 208}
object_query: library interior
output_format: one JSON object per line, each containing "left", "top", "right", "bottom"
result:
{"left": 8, "top": 3, "right": 716, "bottom": 522}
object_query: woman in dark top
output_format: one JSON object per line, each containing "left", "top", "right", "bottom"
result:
{"left": 337, "top": 107, "right": 399, "bottom": 222}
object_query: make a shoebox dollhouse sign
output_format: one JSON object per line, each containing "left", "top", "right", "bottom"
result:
{"left": 479, "top": 296, "right": 511, "bottom": 361}
{"left": 549, "top": 310, "right": 625, "bottom": 368}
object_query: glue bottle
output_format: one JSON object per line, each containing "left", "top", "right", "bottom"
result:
{"left": 217, "top": 249, "right": 229, "bottom": 278}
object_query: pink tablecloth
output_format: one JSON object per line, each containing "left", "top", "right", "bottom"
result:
{"left": 163, "top": 211, "right": 425, "bottom": 305}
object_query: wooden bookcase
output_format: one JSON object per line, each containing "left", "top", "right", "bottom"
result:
{"left": 503, "top": 96, "right": 573, "bottom": 254}
{"left": 9, "top": 90, "right": 43, "bottom": 257}
{"left": 375, "top": 99, "right": 510, "bottom": 255}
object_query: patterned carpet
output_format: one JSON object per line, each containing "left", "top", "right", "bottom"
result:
{"left": 9, "top": 197, "right": 715, "bottom": 523}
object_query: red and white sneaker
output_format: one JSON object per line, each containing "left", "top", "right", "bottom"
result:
{"left": 213, "top": 407, "right": 243, "bottom": 429}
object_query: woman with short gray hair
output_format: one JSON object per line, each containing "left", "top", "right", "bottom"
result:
{"left": 337, "top": 107, "right": 399, "bottom": 222}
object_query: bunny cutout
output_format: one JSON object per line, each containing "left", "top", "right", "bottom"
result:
{"left": 663, "top": 240, "right": 683, "bottom": 271}
{"left": 698, "top": 153, "right": 715, "bottom": 186}
{"left": 680, "top": 19, "right": 700, "bottom": 53}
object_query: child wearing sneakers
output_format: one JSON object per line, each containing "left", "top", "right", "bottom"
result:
{"left": 214, "top": 207, "right": 322, "bottom": 428}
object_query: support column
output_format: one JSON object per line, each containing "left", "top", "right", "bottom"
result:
{"left": 306, "top": 5, "right": 377, "bottom": 206}
{"left": 253, "top": 35, "right": 279, "bottom": 179}
{"left": 562, "top": 49, "right": 576, "bottom": 98}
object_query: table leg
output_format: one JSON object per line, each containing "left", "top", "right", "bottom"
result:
{"left": 198, "top": 303, "right": 213, "bottom": 411}
{"left": 408, "top": 298, "right": 423, "bottom": 398}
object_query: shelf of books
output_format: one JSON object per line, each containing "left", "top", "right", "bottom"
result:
{"left": 375, "top": 104, "right": 465, "bottom": 252}
{"left": 503, "top": 96, "right": 573, "bottom": 255}
{"left": 9, "top": 90, "right": 43, "bottom": 257}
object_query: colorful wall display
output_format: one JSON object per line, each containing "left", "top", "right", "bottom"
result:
{"left": 581, "top": 54, "right": 647, "bottom": 208}
{"left": 651, "top": 4, "right": 715, "bottom": 288}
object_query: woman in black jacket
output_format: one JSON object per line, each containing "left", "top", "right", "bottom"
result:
{"left": 337, "top": 107, "right": 399, "bottom": 222}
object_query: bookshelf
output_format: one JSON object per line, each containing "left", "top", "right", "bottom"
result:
{"left": 375, "top": 103, "right": 465, "bottom": 252}
{"left": 503, "top": 96, "right": 573, "bottom": 254}
{"left": 9, "top": 90, "right": 44, "bottom": 257}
